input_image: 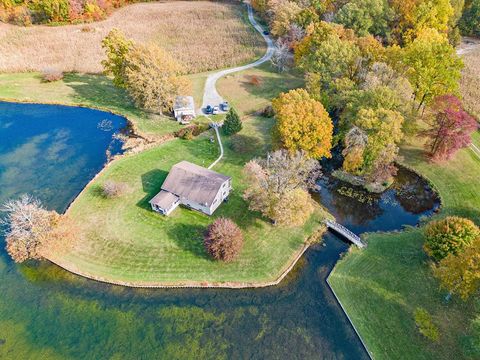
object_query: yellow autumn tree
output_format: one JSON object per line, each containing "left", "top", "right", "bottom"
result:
{"left": 124, "top": 43, "right": 191, "bottom": 113}
{"left": 272, "top": 88, "right": 333, "bottom": 159}
{"left": 433, "top": 238, "right": 480, "bottom": 300}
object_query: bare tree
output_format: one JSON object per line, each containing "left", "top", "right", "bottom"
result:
{"left": 1, "top": 195, "right": 60, "bottom": 263}
{"left": 270, "top": 39, "right": 293, "bottom": 72}
{"left": 101, "top": 180, "right": 128, "bottom": 198}
{"left": 243, "top": 150, "right": 321, "bottom": 226}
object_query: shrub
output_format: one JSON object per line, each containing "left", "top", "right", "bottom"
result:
{"left": 101, "top": 180, "right": 128, "bottom": 198}
{"left": 174, "top": 124, "right": 209, "bottom": 139}
{"left": 204, "top": 218, "right": 243, "bottom": 262}
{"left": 414, "top": 308, "right": 440, "bottom": 342}
{"left": 41, "top": 69, "right": 64, "bottom": 82}
{"left": 423, "top": 216, "right": 480, "bottom": 261}
{"left": 222, "top": 107, "right": 242, "bottom": 135}
{"left": 248, "top": 75, "right": 262, "bottom": 86}
{"left": 260, "top": 105, "right": 274, "bottom": 118}
{"left": 229, "top": 134, "right": 261, "bottom": 154}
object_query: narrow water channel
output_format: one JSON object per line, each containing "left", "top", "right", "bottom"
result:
{"left": 0, "top": 102, "right": 438, "bottom": 359}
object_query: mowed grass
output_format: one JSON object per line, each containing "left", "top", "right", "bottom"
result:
{"left": 0, "top": 1, "right": 264, "bottom": 74}
{"left": 50, "top": 116, "right": 326, "bottom": 285}
{"left": 329, "top": 134, "right": 480, "bottom": 359}
{"left": 0, "top": 72, "right": 186, "bottom": 138}
{"left": 217, "top": 63, "right": 304, "bottom": 115}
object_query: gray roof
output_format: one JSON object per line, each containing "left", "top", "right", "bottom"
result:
{"left": 161, "top": 161, "right": 230, "bottom": 207}
{"left": 173, "top": 96, "right": 195, "bottom": 111}
{"left": 149, "top": 190, "right": 179, "bottom": 210}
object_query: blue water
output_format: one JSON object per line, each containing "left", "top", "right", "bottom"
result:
{"left": 0, "top": 102, "right": 438, "bottom": 359}
{"left": 0, "top": 101, "right": 126, "bottom": 210}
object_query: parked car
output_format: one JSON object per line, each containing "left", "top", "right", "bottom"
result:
{"left": 205, "top": 105, "right": 213, "bottom": 114}
{"left": 212, "top": 106, "right": 220, "bottom": 115}
{"left": 263, "top": 30, "right": 269, "bottom": 35}
{"left": 221, "top": 101, "right": 230, "bottom": 111}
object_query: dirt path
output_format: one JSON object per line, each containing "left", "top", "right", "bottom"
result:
{"left": 201, "top": 2, "right": 274, "bottom": 113}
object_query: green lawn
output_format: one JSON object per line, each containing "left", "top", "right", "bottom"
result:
{"left": 51, "top": 116, "right": 327, "bottom": 285}
{"left": 217, "top": 63, "right": 304, "bottom": 115}
{"left": 329, "top": 135, "right": 480, "bottom": 359}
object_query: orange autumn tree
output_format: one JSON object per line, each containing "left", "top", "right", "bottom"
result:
{"left": 272, "top": 88, "right": 333, "bottom": 159}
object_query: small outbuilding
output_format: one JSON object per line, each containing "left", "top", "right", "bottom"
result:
{"left": 149, "top": 161, "right": 231, "bottom": 216}
{"left": 173, "top": 96, "right": 196, "bottom": 124}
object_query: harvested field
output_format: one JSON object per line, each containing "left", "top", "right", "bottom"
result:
{"left": 0, "top": 1, "right": 264, "bottom": 74}
{"left": 459, "top": 37, "right": 480, "bottom": 121}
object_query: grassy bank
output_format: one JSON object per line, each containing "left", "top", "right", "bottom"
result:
{"left": 329, "top": 134, "right": 480, "bottom": 359}
{"left": 49, "top": 115, "right": 327, "bottom": 285}
{"left": 0, "top": 72, "right": 187, "bottom": 139}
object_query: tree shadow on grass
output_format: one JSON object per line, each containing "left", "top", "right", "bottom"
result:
{"left": 62, "top": 73, "right": 137, "bottom": 114}
{"left": 166, "top": 222, "right": 210, "bottom": 260}
{"left": 136, "top": 169, "right": 169, "bottom": 210}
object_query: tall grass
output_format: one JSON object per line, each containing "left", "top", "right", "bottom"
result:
{"left": 460, "top": 41, "right": 480, "bottom": 121}
{"left": 0, "top": 1, "right": 264, "bottom": 74}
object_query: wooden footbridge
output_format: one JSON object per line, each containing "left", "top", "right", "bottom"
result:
{"left": 324, "top": 220, "right": 366, "bottom": 248}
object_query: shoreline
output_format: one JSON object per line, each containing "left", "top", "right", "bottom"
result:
{"left": 46, "top": 243, "right": 312, "bottom": 289}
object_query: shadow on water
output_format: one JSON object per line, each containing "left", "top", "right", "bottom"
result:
{"left": 0, "top": 102, "right": 439, "bottom": 359}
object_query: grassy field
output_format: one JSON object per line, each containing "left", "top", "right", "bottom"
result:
{"left": 329, "top": 134, "right": 480, "bottom": 359}
{"left": 460, "top": 40, "right": 480, "bottom": 121}
{"left": 49, "top": 115, "right": 327, "bottom": 285}
{"left": 217, "top": 63, "right": 304, "bottom": 115}
{"left": 0, "top": 1, "right": 264, "bottom": 74}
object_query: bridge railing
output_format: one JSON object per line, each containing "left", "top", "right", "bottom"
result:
{"left": 324, "top": 220, "right": 366, "bottom": 248}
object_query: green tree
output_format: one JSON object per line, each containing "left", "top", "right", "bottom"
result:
{"left": 424, "top": 216, "right": 480, "bottom": 261}
{"left": 272, "top": 88, "right": 333, "bottom": 159}
{"left": 223, "top": 107, "right": 242, "bottom": 135}
{"left": 335, "top": 0, "right": 393, "bottom": 38}
{"left": 460, "top": 0, "right": 480, "bottom": 37}
{"left": 101, "top": 29, "right": 134, "bottom": 89}
{"left": 295, "top": 22, "right": 361, "bottom": 86}
{"left": 433, "top": 238, "right": 480, "bottom": 300}
{"left": 352, "top": 107, "right": 404, "bottom": 178}
{"left": 403, "top": 28, "right": 463, "bottom": 110}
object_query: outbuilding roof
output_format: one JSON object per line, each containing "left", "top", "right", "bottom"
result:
{"left": 173, "top": 96, "right": 195, "bottom": 110}
{"left": 149, "top": 190, "right": 179, "bottom": 210}
{"left": 161, "top": 161, "right": 230, "bottom": 207}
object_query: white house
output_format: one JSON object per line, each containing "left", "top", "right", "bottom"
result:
{"left": 149, "top": 161, "right": 231, "bottom": 216}
{"left": 173, "top": 96, "right": 196, "bottom": 124}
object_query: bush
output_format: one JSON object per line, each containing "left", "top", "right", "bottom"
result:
{"left": 204, "top": 218, "right": 243, "bottom": 262}
{"left": 101, "top": 180, "right": 127, "bottom": 198}
{"left": 260, "top": 105, "right": 274, "bottom": 118}
{"left": 42, "top": 69, "right": 64, "bottom": 82}
{"left": 248, "top": 75, "right": 262, "bottom": 86}
{"left": 229, "top": 134, "right": 261, "bottom": 154}
{"left": 174, "top": 123, "right": 209, "bottom": 139}
{"left": 423, "top": 216, "right": 480, "bottom": 261}
{"left": 222, "top": 107, "right": 242, "bottom": 135}
{"left": 414, "top": 308, "right": 440, "bottom": 342}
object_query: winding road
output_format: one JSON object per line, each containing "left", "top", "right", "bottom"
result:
{"left": 201, "top": 2, "right": 275, "bottom": 113}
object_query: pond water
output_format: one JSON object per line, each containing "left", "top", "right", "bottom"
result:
{"left": 0, "top": 102, "right": 438, "bottom": 359}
